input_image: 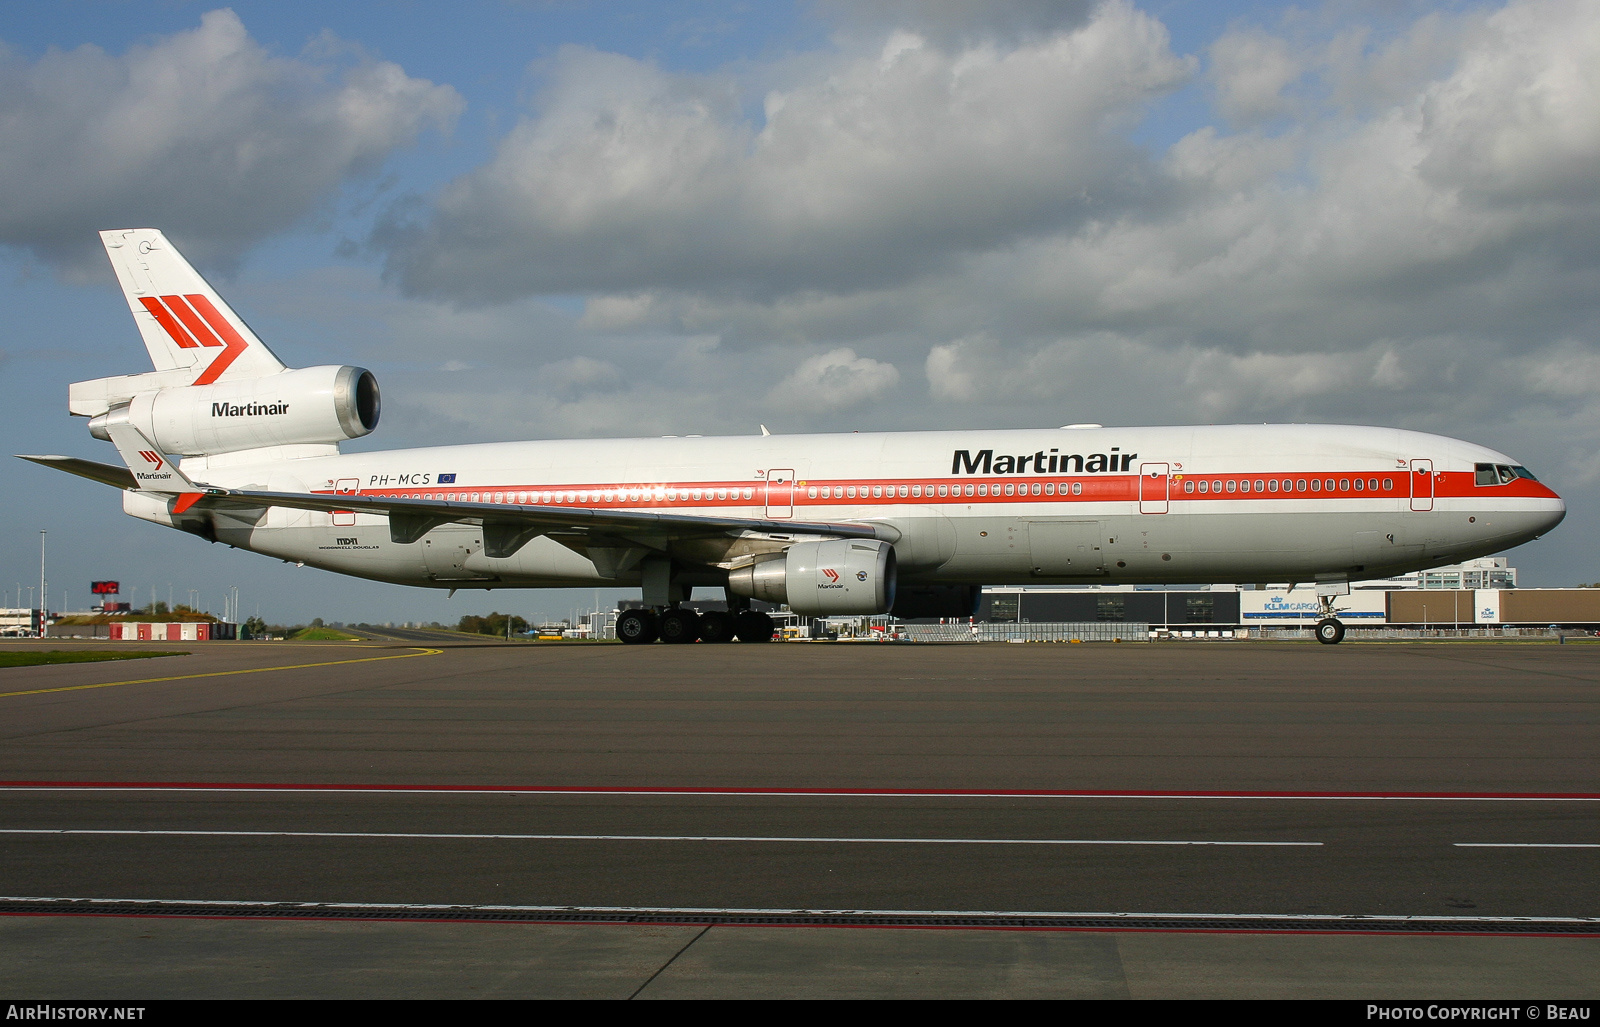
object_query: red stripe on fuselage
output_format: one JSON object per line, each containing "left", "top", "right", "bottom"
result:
{"left": 317, "top": 470, "right": 1557, "bottom": 509}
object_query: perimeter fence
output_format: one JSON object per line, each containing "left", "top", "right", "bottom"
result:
{"left": 898, "top": 621, "right": 1150, "bottom": 643}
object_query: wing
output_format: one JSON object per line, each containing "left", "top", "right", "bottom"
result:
{"left": 17, "top": 453, "right": 896, "bottom": 558}
{"left": 213, "top": 486, "right": 896, "bottom": 557}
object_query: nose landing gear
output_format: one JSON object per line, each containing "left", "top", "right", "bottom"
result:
{"left": 1313, "top": 586, "right": 1347, "bottom": 645}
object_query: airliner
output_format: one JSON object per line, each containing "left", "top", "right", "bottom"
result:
{"left": 20, "top": 230, "right": 1566, "bottom": 644}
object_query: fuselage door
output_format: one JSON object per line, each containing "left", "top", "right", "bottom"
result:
{"left": 765, "top": 469, "right": 794, "bottom": 519}
{"left": 333, "top": 478, "right": 359, "bottom": 526}
{"left": 1139, "top": 463, "right": 1170, "bottom": 514}
{"left": 1409, "top": 459, "right": 1435, "bottom": 512}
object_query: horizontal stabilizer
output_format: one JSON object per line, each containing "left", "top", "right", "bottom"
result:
{"left": 15, "top": 455, "right": 136, "bottom": 491}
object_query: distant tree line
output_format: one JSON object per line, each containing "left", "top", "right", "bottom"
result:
{"left": 458, "top": 612, "right": 529, "bottom": 636}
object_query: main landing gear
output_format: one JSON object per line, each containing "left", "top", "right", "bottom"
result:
{"left": 616, "top": 607, "right": 775, "bottom": 645}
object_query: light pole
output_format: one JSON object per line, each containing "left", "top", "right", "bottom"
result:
{"left": 39, "top": 530, "right": 47, "bottom": 638}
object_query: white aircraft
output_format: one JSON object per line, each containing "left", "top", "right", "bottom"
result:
{"left": 21, "top": 230, "right": 1566, "bottom": 644}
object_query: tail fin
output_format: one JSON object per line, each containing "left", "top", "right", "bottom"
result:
{"left": 99, "top": 229, "right": 285, "bottom": 383}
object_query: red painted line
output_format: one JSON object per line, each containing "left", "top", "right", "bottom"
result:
{"left": 1, "top": 782, "right": 1596, "bottom": 800}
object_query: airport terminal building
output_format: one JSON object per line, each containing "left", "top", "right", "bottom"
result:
{"left": 974, "top": 559, "right": 1600, "bottom": 630}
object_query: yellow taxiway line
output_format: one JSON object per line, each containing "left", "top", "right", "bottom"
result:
{"left": 0, "top": 647, "right": 443, "bottom": 699}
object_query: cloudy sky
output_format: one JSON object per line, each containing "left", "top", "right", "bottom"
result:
{"left": 3, "top": 0, "right": 1597, "bottom": 624}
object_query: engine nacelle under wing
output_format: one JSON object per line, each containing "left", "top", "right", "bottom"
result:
{"left": 728, "top": 539, "right": 897, "bottom": 616}
{"left": 86, "top": 365, "right": 380, "bottom": 457}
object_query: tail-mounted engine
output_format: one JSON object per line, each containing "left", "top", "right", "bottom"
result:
{"left": 82, "top": 365, "right": 380, "bottom": 457}
{"left": 728, "top": 539, "right": 897, "bottom": 616}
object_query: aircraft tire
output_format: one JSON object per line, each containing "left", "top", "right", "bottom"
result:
{"left": 1315, "top": 618, "right": 1345, "bottom": 645}
{"left": 616, "top": 609, "right": 659, "bottom": 644}
{"left": 698, "top": 610, "right": 737, "bottom": 644}
{"left": 659, "top": 608, "right": 701, "bottom": 644}
{"left": 735, "top": 610, "right": 775, "bottom": 642}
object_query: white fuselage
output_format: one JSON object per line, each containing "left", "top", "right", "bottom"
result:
{"left": 127, "top": 423, "right": 1565, "bottom": 593}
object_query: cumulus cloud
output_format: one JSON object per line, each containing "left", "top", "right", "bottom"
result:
{"left": 379, "top": 0, "right": 1192, "bottom": 302}
{"left": 0, "top": 9, "right": 462, "bottom": 272}
{"left": 1209, "top": 29, "right": 1302, "bottom": 125}
{"left": 770, "top": 347, "right": 900, "bottom": 410}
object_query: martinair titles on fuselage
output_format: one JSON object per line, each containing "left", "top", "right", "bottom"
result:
{"left": 952, "top": 447, "right": 1136, "bottom": 475}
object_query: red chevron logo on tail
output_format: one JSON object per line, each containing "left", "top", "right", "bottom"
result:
{"left": 138, "top": 450, "right": 164, "bottom": 472}
{"left": 138, "top": 293, "right": 250, "bottom": 385}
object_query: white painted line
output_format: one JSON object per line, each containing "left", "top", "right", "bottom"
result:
{"left": 1, "top": 895, "right": 1593, "bottom": 924}
{"left": 0, "top": 829, "right": 1320, "bottom": 846}
{"left": 1454, "top": 843, "right": 1600, "bottom": 848}
{"left": 1, "top": 785, "right": 1596, "bottom": 801}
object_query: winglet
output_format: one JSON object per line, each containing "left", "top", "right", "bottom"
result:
{"left": 101, "top": 418, "right": 205, "bottom": 508}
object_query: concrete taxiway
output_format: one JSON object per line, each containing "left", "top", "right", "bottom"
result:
{"left": 0, "top": 638, "right": 1595, "bottom": 998}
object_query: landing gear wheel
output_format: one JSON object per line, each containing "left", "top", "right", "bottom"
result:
{"left": 1315, "top": 618, "right": 1345, "bottom": 645}
{"left": 616, "top": 609, "right": 659, "bottom": 644}
{"left": 698, "top": 610, "right": 737, "bottom": 644}
{"left": 735, "top": 610, "right": 775, "bottom": 642}
{"left": 659, "top": 608, "right": 701, "bottom": 644}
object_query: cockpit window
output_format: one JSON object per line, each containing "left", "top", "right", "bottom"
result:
{"left": 1477, "top": 462, "right": 1540, "bottom": 485}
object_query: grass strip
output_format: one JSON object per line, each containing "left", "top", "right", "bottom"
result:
{"left": 0, "top": 650, "right": 188, "bottom": 669}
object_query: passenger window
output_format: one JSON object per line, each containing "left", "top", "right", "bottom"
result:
{"left": 846, "top": 486, "right": 856, "bottom": 498}
{"left": 939, "top": 485, "right": 949, "bottom": 497}
{"left": 911, "top": 485, "right": 921, "bottom": 497}
{"left": 1032, "top": 483, "right": 1042, "bottom": 496}
{"left": 1185, "top": 480, "right": 1195, "bottom": 494}
{"left": 1198, "top": 480, "right": 1208, "bottom": 493}
{"left": 808, "top": 487, "right": 818, "bottom": 499}
{"left": 965, "top": 484, "right": 976, "bottom": 497}
{"left": 1340, "top": 479, "right": 1350, "bottom": 491}
{"left": 1071, "top": 482, "right": 1082, "bottom": 496}
{"left": 1254, "top": 480, "right": 1264, "bottom": 492}
{"left": 537, "top": 491, "right": 549, "bottom": 503}
{"left": 1004, "top": 484, "right": 1015, "bottom": 496}
{"left": 1225, "top": 480, "right": 1236, "bottom": 493}
{"left": 1267, "top": 480, "right": 1277, "bottom": 493}
{"left": 1044, "top": 483, "right": 1054, "bottom": 495}
{"left": 899, "top": 485, "right": 909, "bottom": 498}
{"left": 1212, "top": 480, "right": 1222, "bottom": 492}
{"left": 1383, "top": 478, "right": 1393, "bottom": 491}
{"left": 873, "top": 485, "right": 883, "bottom": 498}
{"left": 1354, "top": 479, "right": 1363, "bottom": 491}
{"left": 1368, "top": 479, "right": 1378, "bottom": 491}
{"left": 978, "top": 485, "right": 988, "bottom": 496}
